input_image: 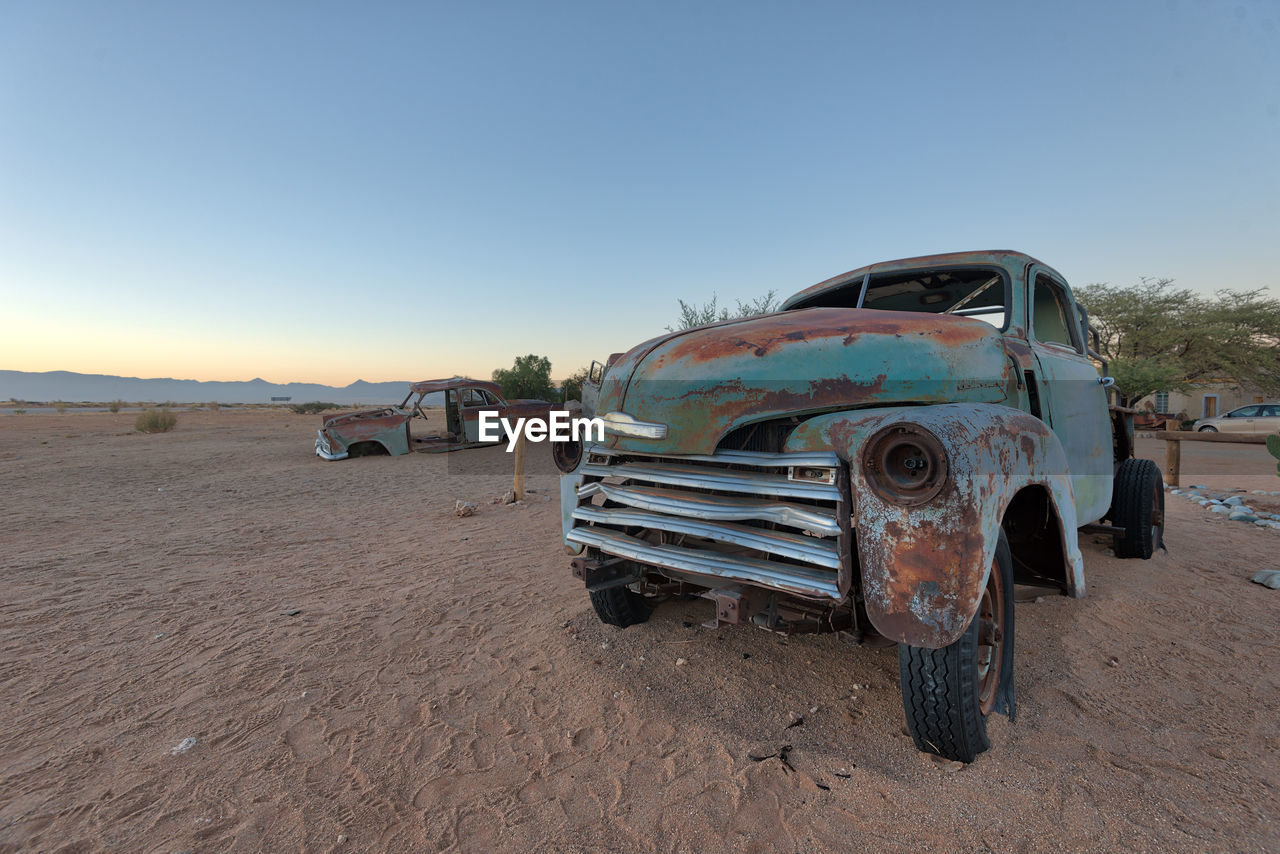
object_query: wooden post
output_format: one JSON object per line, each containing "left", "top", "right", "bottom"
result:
{"left": 1154, "top": 429, "right": 1270, "bottom": 488}
{"left": 512, "top": 431, "right": 526, "bottom": 500}
{"left": 1165, "top": 436, "right": 1180, "bottom": 488}
{"left": 1154, "top": 431, "right": 1268, "bottom": 444}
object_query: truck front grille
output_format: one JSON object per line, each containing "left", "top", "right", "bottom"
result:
{"left": 567, "top": 448, "right": 850, "bottom": 600}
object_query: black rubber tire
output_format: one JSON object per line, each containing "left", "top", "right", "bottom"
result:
{"left": 898, "top": 533, "right": 1014, "bottom": 763}
{"left": 1198, "top": 425, "right": 1217, "bottom": 433}
{"left": 589, "top": 586, "right": 651, "bottom": 628}
{"left": 1111, "top": 458, "right": 1164, "bottom": 559}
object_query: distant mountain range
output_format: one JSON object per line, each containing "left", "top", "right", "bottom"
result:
{"left": 0, "top": 370, "right": 427, "bottom": 405}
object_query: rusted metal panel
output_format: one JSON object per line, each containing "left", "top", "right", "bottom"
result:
{"left": 784, "top": 402, "right": 1084, "bottom": 648}
{"left": 705, "top": 588, "right": 752, "bottom": 627}
{"left": 318, "top": 408, "right": 411, "bottom": 456}
{"left": 570, "top": 556, "right": 640, "bottom": 591}
{"left": 408, "top": 377, "right": 505, "bottom": 397}
{"left": 598, "top": 309, "right": 1011, "bottom": 456}
{"left": 1030, "top": 337, "right": 1114, "bottom": 524}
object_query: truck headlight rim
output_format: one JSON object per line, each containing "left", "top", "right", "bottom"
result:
{"left": 862, "top": 422, "right": 949, "bottom": 506}
{"left": 552, "top": 438, "right": 583, "bottom": 474}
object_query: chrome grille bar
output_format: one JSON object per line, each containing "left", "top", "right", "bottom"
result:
{"left": 566, "top": 527, "right": 842, "bottom": 600}
{"left": 579, "top": 460, "right": 840, "bottom": 501}
{"left": 578, "top": 482, "right": 840, "bottom": 537}
{"left": 572, "top": 505, "right": 841, "bottom": 568}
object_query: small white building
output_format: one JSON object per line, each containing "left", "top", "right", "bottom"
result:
{"left": 1134, "top": 380, "right": 1270, "bottom": 420}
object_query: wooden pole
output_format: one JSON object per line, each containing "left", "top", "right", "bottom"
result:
{"left": 512, "top": 431, "right": 526, "bottom": 500}
{"left": 1154, "top": 431, "right": 1269, "bottom": 444}
{"left": 1165, "top": 436, "right": 1180, "bottom": 488}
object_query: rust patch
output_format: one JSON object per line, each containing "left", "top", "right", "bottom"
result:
{"left": 860, "top": 488, "right": 984, "bottom": 646}
{"left": 655, "top": 309, "right": 993, "bottom": 366}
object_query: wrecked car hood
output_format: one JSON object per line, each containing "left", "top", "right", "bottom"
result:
{"left": 598, "top": 308, "right": 1011, "bottom": 456}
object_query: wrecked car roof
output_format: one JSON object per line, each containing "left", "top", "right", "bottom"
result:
{"left": 408, "top": 377, "right": 505, "bottom": 396}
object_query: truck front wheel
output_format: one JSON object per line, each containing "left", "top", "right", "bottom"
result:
{"left": 898, "top": 533, "right": 1014, "bottom": 763}
{"left": 589, "top": 586, "right": 651, "bottom": 628}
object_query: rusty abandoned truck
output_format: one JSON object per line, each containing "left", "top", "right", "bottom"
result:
{"left": 556, "top": 250, "right": 1164, "bottom": 762}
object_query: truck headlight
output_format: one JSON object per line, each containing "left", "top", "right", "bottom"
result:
{"left": 862, "top": 423, "right": 948, "bottom": 505}
{"left": 553, "top": 439, "right": 583, "bottom": 473}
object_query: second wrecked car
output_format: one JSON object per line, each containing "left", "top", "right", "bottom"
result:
{"left": 315, "top": 377, "right": 551, "bottom": 460}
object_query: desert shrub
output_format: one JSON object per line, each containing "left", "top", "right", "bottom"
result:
{"left": 13, "top": 409, "right": 26, "bottom": 415}
{"left": 135, "top": 409, "right": 177, "bottom": 433}
{"left": 108, "top": 400, "right": 123, "bottom": 413}
{"left": 289, "top": 401, "right": 340, "bottom": 414}
{"left": 54, "top": 401, "right": 68, "bottom": 413}
{"left": 1268, "top": 434, "right": 1280, "bottom": 477}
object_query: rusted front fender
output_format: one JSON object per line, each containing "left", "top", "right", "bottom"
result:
{"left": 319, "top": 408, "right": 412, "bottom": 457}
{"left": 785, "top": 403, "right": 1084, "bottom": 648}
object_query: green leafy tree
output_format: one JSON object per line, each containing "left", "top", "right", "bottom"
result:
{"left": 666, "top": 290, "right": 782, "bottom": 332}
{"left": 493, "top": 354, "right": 556, "bottom": 401}
{"left": 1076, "top": 277, "right": 1280, "bottom": 405}
{"left": 559, "top": 366, "right": 590, "bottom": 403}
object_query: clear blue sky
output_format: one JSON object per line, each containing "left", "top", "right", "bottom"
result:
{"left": 2, "top": 0, "right": 1276, "bottom": 385}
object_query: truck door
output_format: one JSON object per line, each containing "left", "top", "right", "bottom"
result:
{"left": 1027, "top": 270, "right": 1113, "bottom": 525}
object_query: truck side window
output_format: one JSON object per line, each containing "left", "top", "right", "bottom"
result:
{"left": 1033, "top": 275, "right": 1079, "bottom": 351}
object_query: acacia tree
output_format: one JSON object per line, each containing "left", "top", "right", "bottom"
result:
{"left": 1075, "top": 277, "right": 1280, "bottom": 405}
{"left": 492, "top": 354, "right": 556, "bottom": 401}
{"left": 666, "top": 290, "right": 782, "bottom": 332}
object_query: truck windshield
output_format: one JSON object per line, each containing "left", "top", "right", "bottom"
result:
{"left": 792, "top": 268, "right": 1008, "bottom": 328}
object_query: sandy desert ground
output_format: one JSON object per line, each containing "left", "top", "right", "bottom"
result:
{"left": 1, "top": 410, "right": 1278, "bottom": 853}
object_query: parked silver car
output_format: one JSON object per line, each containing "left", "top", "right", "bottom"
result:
{"left": 1193, "top": 403, "right": 1280, "bottom": 434}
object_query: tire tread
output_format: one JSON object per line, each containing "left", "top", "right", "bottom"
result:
{"left": 1112, "top": 458, "right": 1162, "bottom": 559}
{"left": 897, "top": 534, "right": 1013, "bottom": 764}
{"left": 589, "top": 586, "right": 650, "bottom": 628}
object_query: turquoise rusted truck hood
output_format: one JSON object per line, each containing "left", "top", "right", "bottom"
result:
{"left": 599, "top": 307, "right": 1011, "bottom": 456}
